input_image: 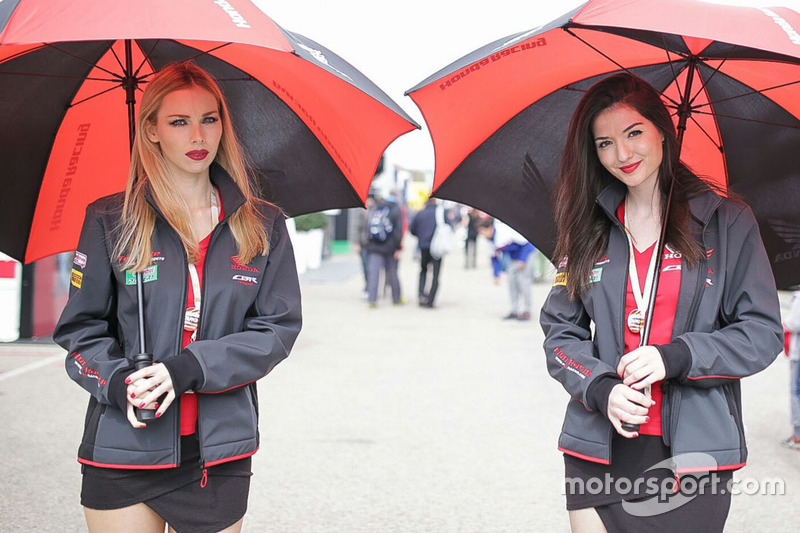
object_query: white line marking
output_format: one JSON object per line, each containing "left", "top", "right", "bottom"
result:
{"left": 0, "top": 353, "right": 64, "bottom": 383}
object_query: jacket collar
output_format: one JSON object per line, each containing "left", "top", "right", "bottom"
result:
{"left": 595, "top": 178, "right": 723, "bottom": 230}
{"left": 209, "top": 162, "right": 247, "bottom": 219}
{"left": 595, "top": 179, "right": 626, "bottom": 225}
{"left": 145, "top": 162, "right": 247, "bottom": 221}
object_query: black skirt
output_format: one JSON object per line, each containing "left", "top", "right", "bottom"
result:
{"left": 81, "top": 434, "right": 252, "bottom": 533}
{"left": 564, "top": 434, "right": 732, "bottom": 531}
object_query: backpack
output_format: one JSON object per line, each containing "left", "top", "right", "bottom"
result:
{"left": 367, "top": 205, "right": 393, "bottom": 243}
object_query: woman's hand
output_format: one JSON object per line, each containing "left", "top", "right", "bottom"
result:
{"left": 124, "top": 363, "right": 176, "bottom": 428}
{"left": 617, "top": 346, "right": 666, "bottom": 391}
{"left": 607, "top": 383, "right": 654, "bottom": 438}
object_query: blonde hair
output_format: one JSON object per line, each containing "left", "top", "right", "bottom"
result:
{"left": 114, "top": 61, "right": 269, "bottom": 272}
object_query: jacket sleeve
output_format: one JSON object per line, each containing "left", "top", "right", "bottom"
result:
{"left": 54, "top": 202, "right": 133, "bottom": 410}
{"left": 665, "top": 206, "right": 783, "bottom": 388}
{"left": 179, "top": 215, "right": 302, "bottom": 393}
{"left": 409, "top": 211, "right": 419, "bottom": 237}
{"left": 539, "top": 268, "right": 620, "bottom": 411}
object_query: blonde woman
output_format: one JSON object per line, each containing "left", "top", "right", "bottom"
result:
{"left": 55, "top": 61, "right": 302, "bottom": 533}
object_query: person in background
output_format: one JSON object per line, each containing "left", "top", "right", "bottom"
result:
{"left": 478, "top": 218, "right": 504, "bottom": 285}
{"left": 478, "top": 220, "right": 534, "bottom": 320}
{"left": 364, "top": 190, "right": 403, "bottom": 308}
{"left": 783, "top": 288, "right": 800, "bottom": 450}
{"left": 53, "top": 61, "right": 302, "bottom": 533}
{"left": 464, "top": 207, "right": 480, "bottom": 269}
{"left": 410, "top": 197, "right": 445, "bottom": 308}
{"left": 352, "top": 195, "right": 376, "bottom": 300}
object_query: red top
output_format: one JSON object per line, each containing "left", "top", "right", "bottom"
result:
{"left": 179, "top": 190, "right": 224, "bottom": 436}
{"left": 617, "top": 202, "right": 682, "bottom": 436}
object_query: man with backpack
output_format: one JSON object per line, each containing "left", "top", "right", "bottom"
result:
{"left": 364, "top": 191, "right": 404, "bottom": 308}
{"left": 410, "top": 197, "right": 451, "bottom": 308}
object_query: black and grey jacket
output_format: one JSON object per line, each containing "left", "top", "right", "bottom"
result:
{"left": 54, "top": 165, "right": 302, "bottom": 468}
{"left": 540, "top": 181, "right": 782, "bottom": 472}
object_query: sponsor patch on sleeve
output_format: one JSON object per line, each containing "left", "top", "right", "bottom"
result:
{"left": 73, "top": 251, "right": 87, "bottom": 268}
{"left": 588, "top": 267, "right": 603, "bottom": 284}
{"left": 70, "top": 269, "right": 83, "bottom": 289}
{"left": 553, "top": 272, "right": 568, "bottom": 286}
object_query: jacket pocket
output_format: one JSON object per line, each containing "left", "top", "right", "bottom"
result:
{"left": 723, "top": 383, "right": 746, "bottom": 446}
{"left": 82, "top": 397, "right": 106, "bottom": 446}
{"left": 247, "top": 383, "right": 259, "bottom": 422}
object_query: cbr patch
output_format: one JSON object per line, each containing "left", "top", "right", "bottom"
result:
{"left": 70, "top": 269, "right": 83, "bottom": 289}
{"left": 554, "top": 272, "right": 568, "bottom": 286}
{"left": 125, "top": 265, "right": 158, "bottom": 285}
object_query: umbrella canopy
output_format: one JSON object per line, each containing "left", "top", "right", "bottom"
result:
{"left": 407, "top": 0, "right": 800, "bottom": 289}
{"left": 0, "top": 0, "right": 418, "bottom": 263}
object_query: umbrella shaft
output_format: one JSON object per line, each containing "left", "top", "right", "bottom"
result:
{"left": 123, "top": 40, "right": 137, "bottom": 151}
{"left": 675, "top": 57, "right": 698, "bottom": 152}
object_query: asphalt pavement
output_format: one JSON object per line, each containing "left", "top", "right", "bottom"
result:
{"left": 1, "top": 238, "right": 798, "bottom": 532}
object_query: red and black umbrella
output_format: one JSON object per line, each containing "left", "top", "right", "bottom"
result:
{"left": 0, "top": 0, "right": 418, "bottom": 263}
{"left": 407, "top": 0, "right": 800, "bottom": 289}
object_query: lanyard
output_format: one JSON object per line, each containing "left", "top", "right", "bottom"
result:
{"left": 624, "top": 201, "right": 659, "bottom": 337}
{"left": 183, "top": 186, "right": 218, "bottom": 342}
{"left": 184, "top": 264, "right": 202, "bottom": 342}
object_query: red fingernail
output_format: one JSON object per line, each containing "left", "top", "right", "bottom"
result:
{"left": 138, "top": 402, "right": 145, "bottom": 408}
{"left": 155, "top": 412, "right": 161, "bottom": 418}
{"left": 125, "top": 378, "right": 131, "bottom": 384}
{"left": 130, "top": 393, "right": 136, "bottom": 399}
{"left": 645, "top": 416, "right": 651, "bottom": 422}
{"left": 154, "top": 403, "right": 159, "bottom": 409}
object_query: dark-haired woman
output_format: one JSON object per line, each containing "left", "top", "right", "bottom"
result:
{"left": 54, "top": 61, "right": 302, "bottom": 532}
{"left": 540, "top": 73, "right": 782, "bottom": 532}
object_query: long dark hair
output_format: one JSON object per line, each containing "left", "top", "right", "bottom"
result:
{"left": 554, "top": 73, "right": 709, "bottom": 299}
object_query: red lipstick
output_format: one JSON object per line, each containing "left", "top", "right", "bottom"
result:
{"left": 620, "top": 161, "right": 641, "bottom": 174}
{"left": 186, "top": 150, "right": 209, "bottom": 161}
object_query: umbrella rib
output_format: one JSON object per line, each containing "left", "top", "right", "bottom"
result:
{"left": 214, "top": 77, "right": 257, "bottom": 82}
{"left": 108, "top": 40, "right": 127, "bottom": 77}
{"left": 685, "top": 113, "right": 723, "bottom": 152}
{"left": 68, "top": 83, "right": 124, "bottom": 108}
{"left": 564, "top": 28, "right": 628, "bottom": 73}
{"left": 662, "top": 36, "right": 685, "bottom": 106}
{"left": 692, "top": 108, "right": 800, "bottom": 130}
{"left": 694, "top": 78, "right": 800, "bottom": 110}
{"left": 44, "top": 43, "right": 121, "bottom": 79}
{"left": 0, "top": 44, "right": 46, "bottom": 62}
{"left": 133, "top": 40, "right": 162, "bottom": 78}
{"left": 688, "top": 56, "right": 730, "bottom": 108}
{"left": 0, "top": 71, "right": 119, "bottom": 82}
{"left": 183, "top": 42, "right": 235, "bottom": 63}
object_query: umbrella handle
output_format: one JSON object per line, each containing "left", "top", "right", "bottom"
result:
{"left": 133, "top": 270, "right": 157, "bottom": 422}
{"left": 620, "top": 178, "right": 675, "bottom": 434}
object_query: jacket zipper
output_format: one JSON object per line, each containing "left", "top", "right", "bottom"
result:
{"left": 194, "top": 219, "right": 225, "bottom": 479}
{"left": 663, "top": 234, "right": 707, "bottom": 447}
{"left": 175, "top": 239, "right": 189, "bottom": 466}
{"left": 607, "top": 216, "right": 629, "bottom": 369}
